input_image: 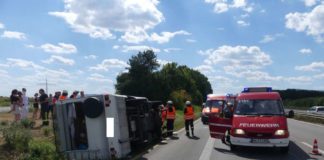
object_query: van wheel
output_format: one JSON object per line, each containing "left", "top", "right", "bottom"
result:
{"left": 279, "top": 146, "right": 289, "bottom": 154}
{"left": 230, "top": 145, "right": 237, "bottom": 151}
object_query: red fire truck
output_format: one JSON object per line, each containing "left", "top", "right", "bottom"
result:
{"left": 208, "top": 87, "right": 293, "bottom": 153}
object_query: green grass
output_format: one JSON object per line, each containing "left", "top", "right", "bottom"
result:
{"left": 0, "top": 97, "right": 11, "bottom": 106}
{"left": 292, "top": 115, "right": 324, "bottom": 125}
{"left": 283, "top": 96, "right": 324, "bottom": 110}
{"left": 174, "top": 105, "right": 201, "bottom": 131}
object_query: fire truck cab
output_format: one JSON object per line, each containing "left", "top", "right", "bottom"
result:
{"left": 208, "top": 87, "right": 292, "bottom": 153}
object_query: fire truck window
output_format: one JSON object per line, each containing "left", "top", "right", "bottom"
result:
{"left": 235, "top": 100, "right": 284, "bottom": 115}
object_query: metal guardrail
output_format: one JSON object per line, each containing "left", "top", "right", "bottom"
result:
{"left": 285, "top": 109, "right": 324, "bottom": 120}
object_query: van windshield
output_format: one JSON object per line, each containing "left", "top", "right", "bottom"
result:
{"left": 235, "top": 100, "right": 284, "bottom": 116}
{"left": 206, "top": 100, "right": 224, "bottom": 108}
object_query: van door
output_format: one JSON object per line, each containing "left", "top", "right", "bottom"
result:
{"left": 208, "top": 103, "right": 233, "bottom": 139}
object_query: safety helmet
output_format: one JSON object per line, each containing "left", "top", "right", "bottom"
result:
{"left": 167, "top": 101, "right": 173, "bottom": 105}
{"left": 185, "top": 101, "right": 191, "bottom": 105}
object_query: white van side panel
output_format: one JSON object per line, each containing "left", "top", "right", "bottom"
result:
{"left": 105, "top": 95, "right": 131, "bottom": 158}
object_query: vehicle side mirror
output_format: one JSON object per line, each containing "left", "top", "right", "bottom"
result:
{"left": 224, "top": 110, "right": 233, "bottom": 118}
{"left": 286, "top": 110, "right": 294, "bottom": 118}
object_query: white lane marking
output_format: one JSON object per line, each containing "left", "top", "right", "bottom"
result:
{"left": 289, "top": 119, "right": 324, "bottom": 128}
{"left": 301, "top": 142, "right": 324, "bottom": 154}
{"left": 198, "top": 137, "right": 215, "bottom": 160}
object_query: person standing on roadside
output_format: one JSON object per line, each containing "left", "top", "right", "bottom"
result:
{"left": 48, "top": 94, "right": 54, "bottom": 119}
{"left": 59, "top": 90, "right": 68, "bottom": 101}
{"left": 32, "top": 93, "right": 39, "bottom": 120}
{"left": 70, "top": 91, "right": 79, "bottom": 99}
{"left": 80, "top": 91, "right": 85, "bottom": 98}
{"left": 8, "top": 89, "right": 21, "bottom": 122}
{"left": 166, "top": 101, "right": 176, "bottom": 137}
{"left": 39, "top": 89, "right": 49, "bottom": 126}
{"left": 21, "top": 88, "right": 29, "bottom": 120}
{"left": 184, "top": 101, "right": 195, "bottom": 137}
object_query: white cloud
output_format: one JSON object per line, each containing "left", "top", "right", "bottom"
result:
{"left": 200, "top": 45, "right": 272, "bottom": 73}
{"left": 259, "top": 33, "right": 283, "bottom": 43}
{"left": 113, "top": 45, "right": 161, "bottom": 53}
{"left": 1, "top": 30, "right": 26, "bottom": 40}
{"left": 236, "top": 70, "right": 283, "bottom": 81}
{"left": 42, "top": 55, "right": 75, "bottom": 66}
{"left": 87, "top": 73, "right": 113, "bottom": 83}
{"left": 186, "top": 39, "right": 196, "bottom": 43}
{"left": 0, "top": 22, "right": 4, "bottom": 29}
{"left": 237, "top": 20, "right": 250, "bottom": 27}
{"left": 295, "top": 61, "right": 324, "bottom": 71}
{"left": 157, "top": 59, "right": 172, "bottom": 66}
{"left": 25, "top": 44, "right": 35, "bottom": 48}
{"left": 149, "top": 30, "right": 191, "bottom": 44}
{"left": 299, "top": 48, "right": 312, "bottom": 54}
{"left": 285, "top": 4, "right": 324, "bottom": 43}
{"left": 6, "top": 58, "right": 43, "bottom": 69}
{"left": 194, "top": 65, "right": 215, "bottom": 74}
{"left": 163, "top": 48, "right": 182, "bottom": 53}
{"left": 205, "top": 0, "right": 253, "bottom": 14}
{"left": 40, "top": 43, "right": 77, "bottom": 54}
{"left": 304, "top": 0, "right": 318, "bottom": 7}
{"left": 49, "top": 0, "right": 164, "bottom": 40}
{"left": 314, "top": 73, "right": 324, "bottom": 79}
{"left": 286, "top": 76, "right": 312, "bottom": 83}
{"left": 90, "top": 59, "right": 128, "bottom": 71}
{"left": 84, "top": 54, "right": 97, "bottom": 60}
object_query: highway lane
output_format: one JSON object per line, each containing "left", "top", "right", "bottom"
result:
{"left": 138, "top": 119, "right": 324, "bottom": 160}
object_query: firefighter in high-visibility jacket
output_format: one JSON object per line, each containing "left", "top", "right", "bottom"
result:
{"left": 166, "top": 101, "right": 176, "bottom": 137}
{"left": 184, "top": 101, "right": 195, "bottom": 137}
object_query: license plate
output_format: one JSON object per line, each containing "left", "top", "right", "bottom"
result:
{"left": 251, "top": 139, "right": 269, "bottom": 143}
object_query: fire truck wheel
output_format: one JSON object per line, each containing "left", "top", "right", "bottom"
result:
{"left": 83, "top": 97, "right": 104, "bottom": 118}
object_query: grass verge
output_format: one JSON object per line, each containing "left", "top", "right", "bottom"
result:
{"left": 174, "top": 105, "right": 201, "bottom": 131}
{"left": 292, "top": 115, "right": 324, "bottom": 125}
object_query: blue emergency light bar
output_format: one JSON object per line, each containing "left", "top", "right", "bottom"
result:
{"left": 242, "top": 87, "right": 272, "bottom": 93}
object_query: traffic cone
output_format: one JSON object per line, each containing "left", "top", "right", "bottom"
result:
{"left": 311, "top": 139, "right": 322, "bottom": 155}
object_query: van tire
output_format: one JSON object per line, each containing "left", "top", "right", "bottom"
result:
{"left": 83, "top": 97, "right": 104, "bottom": 118}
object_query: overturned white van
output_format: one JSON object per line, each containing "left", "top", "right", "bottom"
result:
{"left": 53, "top": 94, "right": 163, "bottom": 160}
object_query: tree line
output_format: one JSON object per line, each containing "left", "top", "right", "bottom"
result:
{"left": 115, "top": 50, "right": 213, "bottom": 109}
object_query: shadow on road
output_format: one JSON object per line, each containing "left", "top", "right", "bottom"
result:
{"left": 215, "top": 141, "right": 312, "bottom": 160}
{"left": 170, "top": 136, "right": 179, "bottom": 140}
{"left": 189, "top": 136, "right": 200, "bottom": 140}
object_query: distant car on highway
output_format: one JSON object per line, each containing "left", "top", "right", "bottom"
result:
{"left": 307, "top": 106, "right": 324, "bottom": 114}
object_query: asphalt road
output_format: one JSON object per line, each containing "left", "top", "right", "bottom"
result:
{"left": 138, "top": 119, "right": 324, "bottom": 160}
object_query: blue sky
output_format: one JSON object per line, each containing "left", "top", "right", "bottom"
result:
{"left": 0, "top": 0, "right": 324, "bottom": 96}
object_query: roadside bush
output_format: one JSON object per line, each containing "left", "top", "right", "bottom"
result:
{"left": 42, "top": 127, "right": 52, "bottom": 137}
{"left": 1, "top": 123, "right": 32, "bottom": 152}
{"left": 27, "top": 140, "right": 58, "bottom": 160}
{"left": 20, "top": 119, "right": 34, "bottom": 128}
{"left": 0, "top": 120, "right": 9, "bottom": 126}
{"left": 169, "top": 90, "right": 192, "bottom": 110}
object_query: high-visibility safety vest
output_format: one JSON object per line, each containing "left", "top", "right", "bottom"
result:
{"left": 59, "top": 95, "right": 67, "bottom": 101}
{"left": 184, "top": 106, "right": 194, "bottom": 120}
{"left": 166, "top": 106, "right": 176, "bottom": 120}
